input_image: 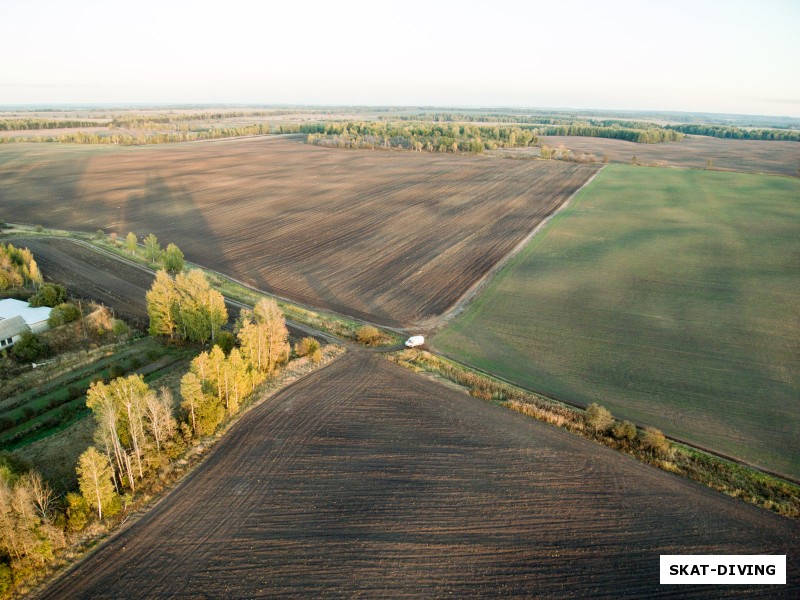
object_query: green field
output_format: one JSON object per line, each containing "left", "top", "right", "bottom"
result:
{"left": 434, "top": 165, "right": 800, "bottom": 478}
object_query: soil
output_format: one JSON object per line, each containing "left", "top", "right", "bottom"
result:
{"left": 538, "top": 135, "right": 800, "bottom": 177}
{"left": 34, "top": 352, "right": 799, "bottom": 599}
{"left": 11, "top": 237, "right": 311, "bottom": 340}
{"left": 0, "top": 137, "right": 597, "bottom": 326}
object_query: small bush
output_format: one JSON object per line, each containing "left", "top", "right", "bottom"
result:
{"left": 111, "top": 319, "right": 130, "bottom": 336}
{"left": 28, "top": 283, "right": 67, "bottom": 308}
{"left": 585, "top": 402, "right": 613, "bottom": 433}
{"left": 612, "top": 420, "right": 637, "bottom": 443}
{"left": 0, "top": 562, "right": 12, "bottom": 595}
{"left": 11, "top": 332, "right": 51, "bottom": 362}
{"left": 356, "top": 325, "right": 381, "bottom": 345}
{"left": 48, "top": 302, "right": 82, "bottom": 327}
{"left": 66, "top": 492, "right": 90, "bottom": 532}
{"left": 310, "top": 348, "right": 323, "bottom": 364}
{"left": 35, "top": 224, "right": 44, "bottom": 233}
{"left": 108, "top": 364, "right": 125, "bottom": 380}
{"left": 640, "top": 426, "right": 672, "bottom": 458}
{"left": 295, "top": 336, "right": 320, "bottom": 357}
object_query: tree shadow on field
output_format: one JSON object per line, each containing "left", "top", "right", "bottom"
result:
{"left": 121, "top": 174, "right": 231, "bottom": 278}
{"left": 0, "top": 151, "right": 92, "bottom": 231}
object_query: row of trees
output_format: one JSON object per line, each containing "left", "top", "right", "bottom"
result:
{"left": 666, "top": 124, "right": 800, "bottom": 141}
{"left": 77, "top": 291, "right": 292, "bottom": 520}
{"left": 109, "top": 110, "right": 300, "bottom": 129}
{"left": 0, "top": 124, "right": 279, "bottom": 146}
{"left": 0, "top": 119, "right": 97, "bottom": 131}
{"left": 127, "top": 233, "right": 185, "bottom": 273}
{"left": 0, "top": 243, "right": 42, "bottom": 291}
{"left": 536, "top": 123, "right": 684, "bottom": 143}
{"left": 303, "top": 120, "right": 686, "bottom": 154}
{"left": 305, "top": 121, "right": 539, "bottom": 154}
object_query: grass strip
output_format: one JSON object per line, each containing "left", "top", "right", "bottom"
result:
{"left": 388, "top": 349, "right": 800, "bottom": 518}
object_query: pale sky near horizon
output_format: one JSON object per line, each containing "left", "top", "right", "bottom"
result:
{"left": 2, "top": 0, "right": 799, "bottom": 117}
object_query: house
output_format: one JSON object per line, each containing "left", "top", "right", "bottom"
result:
{"left": 0, "top": 298, "right": 52, "bottom": 334}
{"left": 0, "top": 315, "right": 31, "bottom": 349}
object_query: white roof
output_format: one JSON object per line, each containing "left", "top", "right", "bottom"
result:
{"left": 0, "top": 315, "right": 30, "bottom": 339}
{"left": 0, "top": 298, "right": 52, "bottom": 326}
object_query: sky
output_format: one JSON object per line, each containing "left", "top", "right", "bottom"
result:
{"left": 2, "top": 0, "right": 799, "bottom": 117}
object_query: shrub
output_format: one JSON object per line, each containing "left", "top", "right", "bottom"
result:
{"left": 28, "top": 283, "right": 67, "bottom": 307}
{"left": 66, "top": 492, "right": 90, "bottom": 532}
{"left": 585, "top": 402, "right": 613, "bottom": 433}
{"left": 356, "top": 325, "right": 381, "bottom": 345}
{"left": 11, "top": 332, "right": 51, "bottom": 362}
{"left": 612, "top": 420, "right": 637, "bottom": 443}
{"left": 310, "top": 348, "right": 323, "bottom": 364}
{"left": 640, "top": 426, "right": 672, "bottom": 458}
{"left": 295, "top": 336, "right": 320, "bottom": 357}
{"left": 48, "top": 302, "right": 82, "bottom": 327}
{"left": 0, "top": 563, "right": 11, "bottom": 595}
{"left": 35, "top": 224, "right": 44, "bottom": 233}
{"left": 111, "top": 319, "right": 130, "bottom": 336}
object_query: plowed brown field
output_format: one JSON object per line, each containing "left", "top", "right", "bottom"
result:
{"left": 36, "top": 353, "right": 798, "bottom": 599}
{"left": 0, "top": 138, "right": 597, "bottom": 326}
{"left": 539, "top": 135, "right": 800, "bottom": 177}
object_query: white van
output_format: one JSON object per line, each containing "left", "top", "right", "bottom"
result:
{"left": 404, "top": 335, "right": 425, "bottom": 348}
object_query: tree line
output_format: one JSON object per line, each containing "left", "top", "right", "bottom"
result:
{"left": 665, "top": 124, "right": 800, "bottom": 142}
{"left": 303, "top": 120, "right": 684, "bottom": 153}
{"left": 78, "top": 273, "right": 293, "bottom": 520}
{"left": 0, "top": 256, "right": 322, "bottom": 593}
{"left": 536, "top": 123, "right": 683, "bottom": 143}
{"left": 304, "top": 121, "right": 539, "bottom": 154}
{"left": 0, "top": 119, "right": 99, "bottom": 131}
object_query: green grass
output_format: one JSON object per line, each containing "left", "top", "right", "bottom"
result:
{"left": 434, "top": 164, "right": 800, "bottom": 479}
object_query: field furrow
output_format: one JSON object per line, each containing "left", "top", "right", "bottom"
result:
{"left": 35, "top": 352, "right": 799, "bottom": 598}
{"left": 0, "top": 137, "right": 597, "bottom": 326}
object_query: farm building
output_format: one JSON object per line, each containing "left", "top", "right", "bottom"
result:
{"left": 0, "top": 315, "right": 31, "bottom": 349}
{"left": 0, "top": 298, "right": 52, "bottom": 334}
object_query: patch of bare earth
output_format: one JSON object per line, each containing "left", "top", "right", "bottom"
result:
{"left": 35, "top": 353, "right": 799, "bottom": 598}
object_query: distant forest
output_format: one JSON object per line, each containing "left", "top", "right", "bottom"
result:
{"left": 1, "top": 107, "right": 797, "bottom": 148}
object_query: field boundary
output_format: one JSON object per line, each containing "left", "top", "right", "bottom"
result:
{"left": 388, "top": 349, "right": 800, "bottom": 517}
{"left": 417, "top": 164, "right": 605, "bottom": 332}
{"left": 434, "top": 348, "right": 800, "bottom": 488}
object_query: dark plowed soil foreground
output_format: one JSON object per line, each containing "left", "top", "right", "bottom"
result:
{"left": 36, "top": 353, "right": 798, "bottom": 599}
{"left": 0, "top": 138, "right": 597, "bottom": 326}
